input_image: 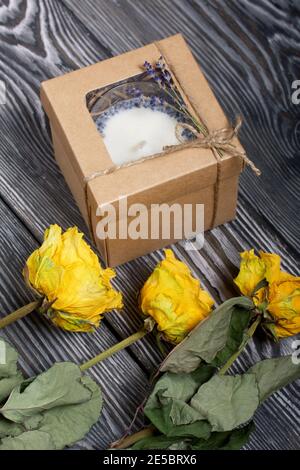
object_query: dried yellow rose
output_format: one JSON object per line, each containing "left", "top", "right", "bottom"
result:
{"left": 24, "top": 225, "right": 123, "bottom": 332}
{"left": 140, "top": 249, "right": 214, "bottom": 343}
{"left": 234, "top": 249, "right": 300, "bottom": 338}
{"left": 267, "top": 275, "right": 300, "bottom": 338}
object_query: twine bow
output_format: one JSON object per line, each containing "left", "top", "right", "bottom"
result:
{"left": 171, "top": 116, "right": 261, "bottom": 176}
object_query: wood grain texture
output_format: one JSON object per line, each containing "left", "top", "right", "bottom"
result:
{"left": 0, "top": 0, "right": 299, "bottom": 449}
{"left": 64, "top": 0, "right": 300, "bottom": 253}
{"left": 0, "top": 0, "right": 164, "bottom": 372}
{"left": 0, "top": 196, "right": 151, "bottom": 449}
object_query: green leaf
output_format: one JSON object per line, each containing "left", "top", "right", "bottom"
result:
{"left": 1, "top": 362, "right": 93, "bottom": 422}
{"left": 130, "top": 435, "right": 189, "bottom": 450}
{"left": 130, "top": 422, "right": 254, "bottom": 450}
{"left": 0, "top": 430, "right": 55, "bottom": 450}
{"left": 0, "top": 338, "right": 23, "bottom": 402}
{"left": 0, "top": 417, "right": 23, "bottom": 439}
{"left": 0, "top": 362, "right": 103, "bottom": 450}
{"left": 219, "top": 422, "right": 255, "bottom": 450}
{"left": 0, "top": 374, "right": 24, "bottom": 404}
{"left": 0, "top": 338, "right": 19, "bottom": 379}
{"left": 145, "top": 365, "right": 214, "bottom": 439}
{"left": 191, "top": 422, "right": 254, "bottom": 450}
{"left": 190, "top": 374, "right": 259, "bottom": 432}
{"left": 211, "top": 305, "right": 252, "bottom": 367}
{"left": 160, "top": 297, "right": 254, "bottom": 373}
{"left": 248, "top": 355, "right": 300, "bottom": 402}
{"left": 165, "top": 420, "right": 210, "bottom": 440}
{"left": 36, "top": 375, "right": 102, "bottom": 449}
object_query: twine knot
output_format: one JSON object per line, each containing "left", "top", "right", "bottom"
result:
{"left": 171, "top": 116, "right": 261, "bottom": 176}
{"left": 83, "top": 116, "right": 261, "bottom": 245}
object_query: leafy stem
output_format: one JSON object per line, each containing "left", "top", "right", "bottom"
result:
{"left": 110, "top": 426, "right": 155, "bottom": 449}
{"left": 144, "top": 58, "right": 208, "bottom": 137}
{"left": 218, "top": 315, "right": 262, "bottom": 375}
{"left": 80, "top": 327, "right": 149, "bottom": 371}
{"left": 0, "top": 299, "right": 43, "bottom": 330}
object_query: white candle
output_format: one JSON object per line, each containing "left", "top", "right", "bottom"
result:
{"left": 101, "top": 106, "right": 182, "bottom": 166}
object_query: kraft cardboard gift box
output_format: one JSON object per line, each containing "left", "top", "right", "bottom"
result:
{"left": 40, "top": 34, "right": 244, "bottom": 267}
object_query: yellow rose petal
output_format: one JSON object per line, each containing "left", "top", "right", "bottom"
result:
{"left": 140, "top": 249, "right": 214, "bottom": 343}
{"left": 259, "top": 251, "right": 281, "bottom": 284}
{"left": 24, "top": 225, "right": 123, "bottom": 332}
{"left": 268, "top": 280, "right": 300, "bottom": 338}
{"left": 234, "top": 249, "right": 266, "bottom": 297}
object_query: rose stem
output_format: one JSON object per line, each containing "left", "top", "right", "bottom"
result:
{"left": 218, "top": 315, "right": 261, "bottom": 376}
{"left": 0, "top": 299, "right": 43, "bottom": 330}
{"left": 80, "top": 328, "right": 148, "bottom": 371}
{"left": 113, "top": 317, "right": 261, "bottom": 449}
{"left": 110, "top": 426, "right": 156, "bottom": 449}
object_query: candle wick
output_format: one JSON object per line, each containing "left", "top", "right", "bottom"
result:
{"left": 131, "top": 140, "right": 147, "bottom": 152}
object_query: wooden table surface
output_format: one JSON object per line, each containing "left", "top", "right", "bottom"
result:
{"left": 0, "top": 0, "right": 299, "bottom": 450}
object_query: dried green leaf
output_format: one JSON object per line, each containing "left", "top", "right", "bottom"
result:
{"left": 190, "top": 374, "right": 259, "bottom": 432}
{"left": 160, "top": 297, "right": 254, "bottom": 374}
{"left": 0, "top": 430, "right": 55, "bottom": 450}
{"left": 0, "top": 338, "right": 23, "bottom": 402}
{"left": 0, "top": 362, "right": 103, "bottom": 450}
{"left": 0, "top": 374, "right": 24, "bottom": 404}
{"left": 130, "top": 434, "right": 188, "bottom": 450}
{"left": 248, "top": 355, "right": 300, "bottom": 402}
{"left": 1, "top": 362, "right": 93, "bottom": 422}
{"left": 35, "top": 375, "right": 102, "bottom": 449}
{"left": 189, "top": 356, "right": 300, "bottom": 433}
{"left": 0, "top": 417, "right": 23, "bottom": 439}
{"left": 0, "top": 338, "right": 19, "bottom": 379}
{"left": 145, "top": 365, "right": 214, "bottom": 439}
{"left": 130, "top": 422, "right": 255, "bottom": 450}
{"left": 191, "top": 422, "right": 255, "bottom": 450}
{"left": 211, "top": 305, "right": 252, "bottom": 367}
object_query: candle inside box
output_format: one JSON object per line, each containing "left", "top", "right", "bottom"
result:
{"left": 101, "top": 106, "right": 182, "bottom": 165}
{"left": 91, "top": 81, "right": 193, "bottom": 165}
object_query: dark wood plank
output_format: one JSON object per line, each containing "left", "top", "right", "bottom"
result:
{"left": 63, "top": 0, "right": 300, "bottom": 255}
{"left": 0, "top": 0, "right": 299, "bottom": 449}
{"left": 0, "top": 0, "right": 163, "bottom": 372}
{"left": 49, "top": 0, "right": 300, "bottom": 450}
{"left": 0, "top": 196, "right": 150, "bottom": 449}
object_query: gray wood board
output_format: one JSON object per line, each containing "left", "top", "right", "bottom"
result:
{"left": 0, "top": 0, "right": 299, "bottom": 449}
{"left": 0, "top": 196, "right": 152, "bottom": 448}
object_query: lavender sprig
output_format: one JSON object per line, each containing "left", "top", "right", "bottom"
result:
{"left": 127, "top": 86, "right": 142, "bottom": 98}
{"left": 143, "top": 57, "right": 208, "bottom": 136}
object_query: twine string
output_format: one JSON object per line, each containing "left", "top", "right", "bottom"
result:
{"left": 84, "top": 113, "right": 261, "bottom": 245}
{"left": 85, "top": 117, "right": 261, "bottom": 184}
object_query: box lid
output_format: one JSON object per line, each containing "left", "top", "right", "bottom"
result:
{"left": 41, "top": 34, "right": 244, "bottom": 225}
